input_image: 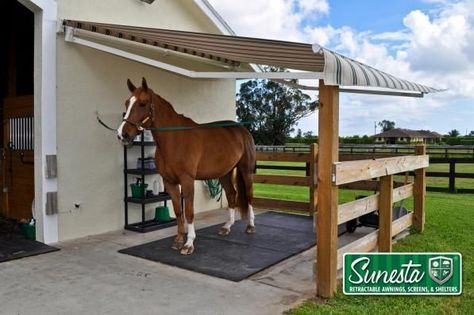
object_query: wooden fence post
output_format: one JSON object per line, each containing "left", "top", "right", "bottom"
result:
{"left": 414, "top": 145, "right": 426, "bottom": 232}
{"left": 449, "top": 160, "right": 456, "bottom": 193}
{"left": 309, "top": 143, "right": 318, "bottom": 215}
{"left": 316, "top": 80, "right": 339, "bottom": 298}
{"left": 379, "top": 175, "right": 393, "bottom": 252}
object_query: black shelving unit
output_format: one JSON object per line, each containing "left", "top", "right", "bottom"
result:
{"left": 123, "top": 133, "right": 176, "bottom": 233}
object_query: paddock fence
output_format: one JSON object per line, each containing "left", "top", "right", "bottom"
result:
{"left": 331, "top": 145, "right": 428, "bottom": 264}
{"left": 257, "top": 144, "right": 474, "bottom": 194}
{"left": 253, "top": 144, "right": 317, "bottom": 213}
{"left": 254, "top": 144, "right": 428, "bottom": 288}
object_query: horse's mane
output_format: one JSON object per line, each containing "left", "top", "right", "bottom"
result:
{"left": 155, "top": 93, "right": 197, "bottom": 126}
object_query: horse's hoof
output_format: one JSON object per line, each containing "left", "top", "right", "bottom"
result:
{"left": 218, "top": 227, "right": 230, "bottom": 236}
{"left": 171, "top": 239, "right": 184, "bottom": 250}
{"left": 180, "top": 245, "right": 194, "bottom": 255}
{"left": 245, "top": 225, "right": 256, "bottom": 234}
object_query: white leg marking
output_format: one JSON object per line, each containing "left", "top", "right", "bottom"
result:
{"left": 184, "top": 223, "right": 196, "bottom": 248}
{"left": 223, "top": 207, "right": 235, "bottom": 229}
{"left": 117, "top": 96, "right": 137, "bottom": 139}
{"left": 248, "top": 204, "right": 255, "bottom": 227}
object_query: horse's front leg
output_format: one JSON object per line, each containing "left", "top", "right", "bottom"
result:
{"left": 180, "top": 178, "right": 196, "bottom": 255}
{"left": 164, "top": 181, "right": 185, "bottom": 250}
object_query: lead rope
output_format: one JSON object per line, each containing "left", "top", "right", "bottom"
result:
{"left": 95, "top": 111, "right": 117, "bottom": 132}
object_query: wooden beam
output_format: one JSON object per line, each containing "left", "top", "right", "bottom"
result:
{"left": 252, "top": 198, "right": 310, "bottom": 212}
{"left": 337, "top": 230, "right": 379, "bottom": 270}
{"left": 333, "top": 155, "right": 429, "bottom": 185}
{"left": 392, "top": 213, "right": 413, "bottom": 236}
{"left": 253, "top": 174, "right": 310, "bottom": 186}
{"left": 309, "top": 144, "right": 318, "bottom": 214}
{"left": 378, "top": 175, "right": 393, "bottom": 252}
{"left": 339, "top": 154, "right": 399, "bottom": 161}
{"left": 256, "top": 152, "right": 311, "bottom": 162}
{"left": 316, "top": 80, "right": 339, "bottom": 298}
{"left": 338, "top": 194, "right": 379, "bottom": 225}
{"left": 339, "top": 180, "right": 379, "bottom": 191}
{"left": 393, "top": 183, "right": 414, "bottom": 203}
{"left": 413, "top": 145, "right": 427, "bottom": 232}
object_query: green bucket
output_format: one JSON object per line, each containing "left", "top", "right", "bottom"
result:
{"left": 130, "top": 183, "right": 148, "bottom": 198}
{"left": 21, "top": 224, "right": 36, "bottom": 240}
{"left": 155, "top": 206, "right": 171, "bottom": 222}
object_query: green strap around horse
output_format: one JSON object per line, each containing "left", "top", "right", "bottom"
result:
{"left": 96, "top": 111, "right": 252, "bottom": 132}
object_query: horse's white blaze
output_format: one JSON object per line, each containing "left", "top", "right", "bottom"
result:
{"left": 185, "top": 222, "right": 196, "bottom": 247}
{"left": 117, "top": 96, "right": 137, "bottom": 139}
{"left": 223, "top": 207, "right": 235, "bottom": 229}
{"left": 248, "top": 204, "right": 255, "bottom": 227}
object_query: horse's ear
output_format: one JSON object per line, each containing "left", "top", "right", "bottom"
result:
{"left": 142, "top": 77, "right": 148, "bottom": 92}
{"left": 127, "top": 79, "right": 136, "bottom": 93}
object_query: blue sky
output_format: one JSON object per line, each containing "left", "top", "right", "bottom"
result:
{"left": 209, "top": 0, "right": 474, "bottom": 136}
{"left": 317, "top": 1, "right": 434, "bottom": 33}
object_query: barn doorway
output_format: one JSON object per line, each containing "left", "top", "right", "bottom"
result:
{"left": 0, "top": 0, "right": 35, "bottom": 222}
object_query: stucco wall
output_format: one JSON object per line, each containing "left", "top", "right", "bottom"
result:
{"left": 56, "top": 0, "right": 236, "bottom": 241}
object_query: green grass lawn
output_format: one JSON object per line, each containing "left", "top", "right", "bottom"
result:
{"left": 254, "top": 163, "right": 473, "bottom": 314}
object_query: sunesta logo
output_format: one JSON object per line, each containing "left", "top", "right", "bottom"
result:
{"left": 343, "top": 253, "right": 462, "bottom": 295}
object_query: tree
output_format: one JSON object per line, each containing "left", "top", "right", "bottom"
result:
{"left": 448, "top": 129, "right": 460, "bottom": 137}
{"left": 296, "top": 129, "right": 303, "bottom": 139}
{"left": 469, "top": 130, "right": 474, "bottom": 136}
{"left": 236, "top": 78, "right": 317, "bottom": 145}
{"left": 377, "top": 120, "right": 396, "bottom": 132}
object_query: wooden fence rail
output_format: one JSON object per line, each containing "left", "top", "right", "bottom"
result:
{"left": 256, "top": 145, "right": 474, "bottom": 194}
{"left": 334, "top": 144, "right": 426, "bottom": 269}
{"left": 254, "top": 144, "right": 428, "bottom": 293}
{"left": 258, "top": 144, "right": 474, "bottom": 159}
{"left": 254, "top": 144, "right": 317, "bottom": 213}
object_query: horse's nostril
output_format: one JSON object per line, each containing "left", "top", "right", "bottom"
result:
{"left": 123, "top": 132, "right": 129, "bottom": 139}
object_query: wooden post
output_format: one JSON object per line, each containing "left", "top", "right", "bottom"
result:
{"left": 448, "top": 160, "right": 456, "bottom": 193}
{"left": 316, "top": 80, "right": 339, "bottom": 298}
{"left": 309, "top": 143, "right": 318, "bottom": 215}
{"left": 378, "top": 175, "right": 393, "bottom": 252}
{"left": 414, "top": 145, "right": 426, "bottom": 232}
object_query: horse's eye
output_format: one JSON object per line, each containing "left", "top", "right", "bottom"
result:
{"left": 139, "top": 102, "right": 146, "bottom": 107}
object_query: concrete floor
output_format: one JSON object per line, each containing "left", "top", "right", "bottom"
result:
{"left": 0, "top": 209, "right": 372, "bottom": 315}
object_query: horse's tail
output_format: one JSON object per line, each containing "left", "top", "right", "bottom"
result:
{"left": 235, "top": 128, "right": 256, "bottom": 220}
{"left": 236, "top": 166, "right": 249, "bottom": 220}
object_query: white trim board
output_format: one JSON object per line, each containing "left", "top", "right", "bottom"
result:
{"left": 18, "top": 0, "right": 59, "bottom": 244}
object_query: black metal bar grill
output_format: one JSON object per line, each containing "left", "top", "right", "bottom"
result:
{"left": 9, "top": 116, "right": 34, "bottom": 151}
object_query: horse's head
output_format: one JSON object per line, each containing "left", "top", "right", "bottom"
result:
{"left": 117, "top": 77, "right": 155, "bottom": 146}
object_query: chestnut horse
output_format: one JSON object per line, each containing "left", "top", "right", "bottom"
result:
{"left": 117, "top": 78, "right": 256, "bottom": 255}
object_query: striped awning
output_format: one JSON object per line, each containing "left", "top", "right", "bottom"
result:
{"left": 314, "top": 45, "right": 438, "bottom": 93}
{"left": 63, "top": 20, "right": 439, "bottom": 94}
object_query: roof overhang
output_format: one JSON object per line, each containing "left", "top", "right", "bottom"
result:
{"left": 61, "top": 20, "right": 442, "bottom": 98}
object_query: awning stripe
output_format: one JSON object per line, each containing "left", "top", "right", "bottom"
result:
{"left": 317, "top": 46, "right": 441, "bottom": 93}
{"left": 63, "top": 20, "right": 441, "bottom": 94}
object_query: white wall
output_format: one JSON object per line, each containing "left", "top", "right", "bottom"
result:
{"left": 56, "top": 0, "right": 235, "bottom": 241}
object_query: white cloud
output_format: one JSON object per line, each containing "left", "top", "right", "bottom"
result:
{"left": 298, "top": 0, "right": 329, "bottom": 14}
{"left": 370, "top": 31, "right": 411, "bottom": 41}
{"left": 208, "top": 0, "right": 474, "bottom": 135}
{"left": 208, "top": 0, "right": 304, "bottom": 42}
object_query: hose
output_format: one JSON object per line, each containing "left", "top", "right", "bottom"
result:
{"left": 204, "top": 179, "right": 223, "bottom": 201}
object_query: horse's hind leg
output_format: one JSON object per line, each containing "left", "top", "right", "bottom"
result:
{"left": 164, "top": 181, "right": 185, "bottom": 250}
{"left": 180, "top": 177, "right": 196, "bottom": 255}
{"left": 217, "top": 171, "right": 237, "bottom": 236}
{"left": 242, "top": 170, "right": 256, "bottom": 234}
